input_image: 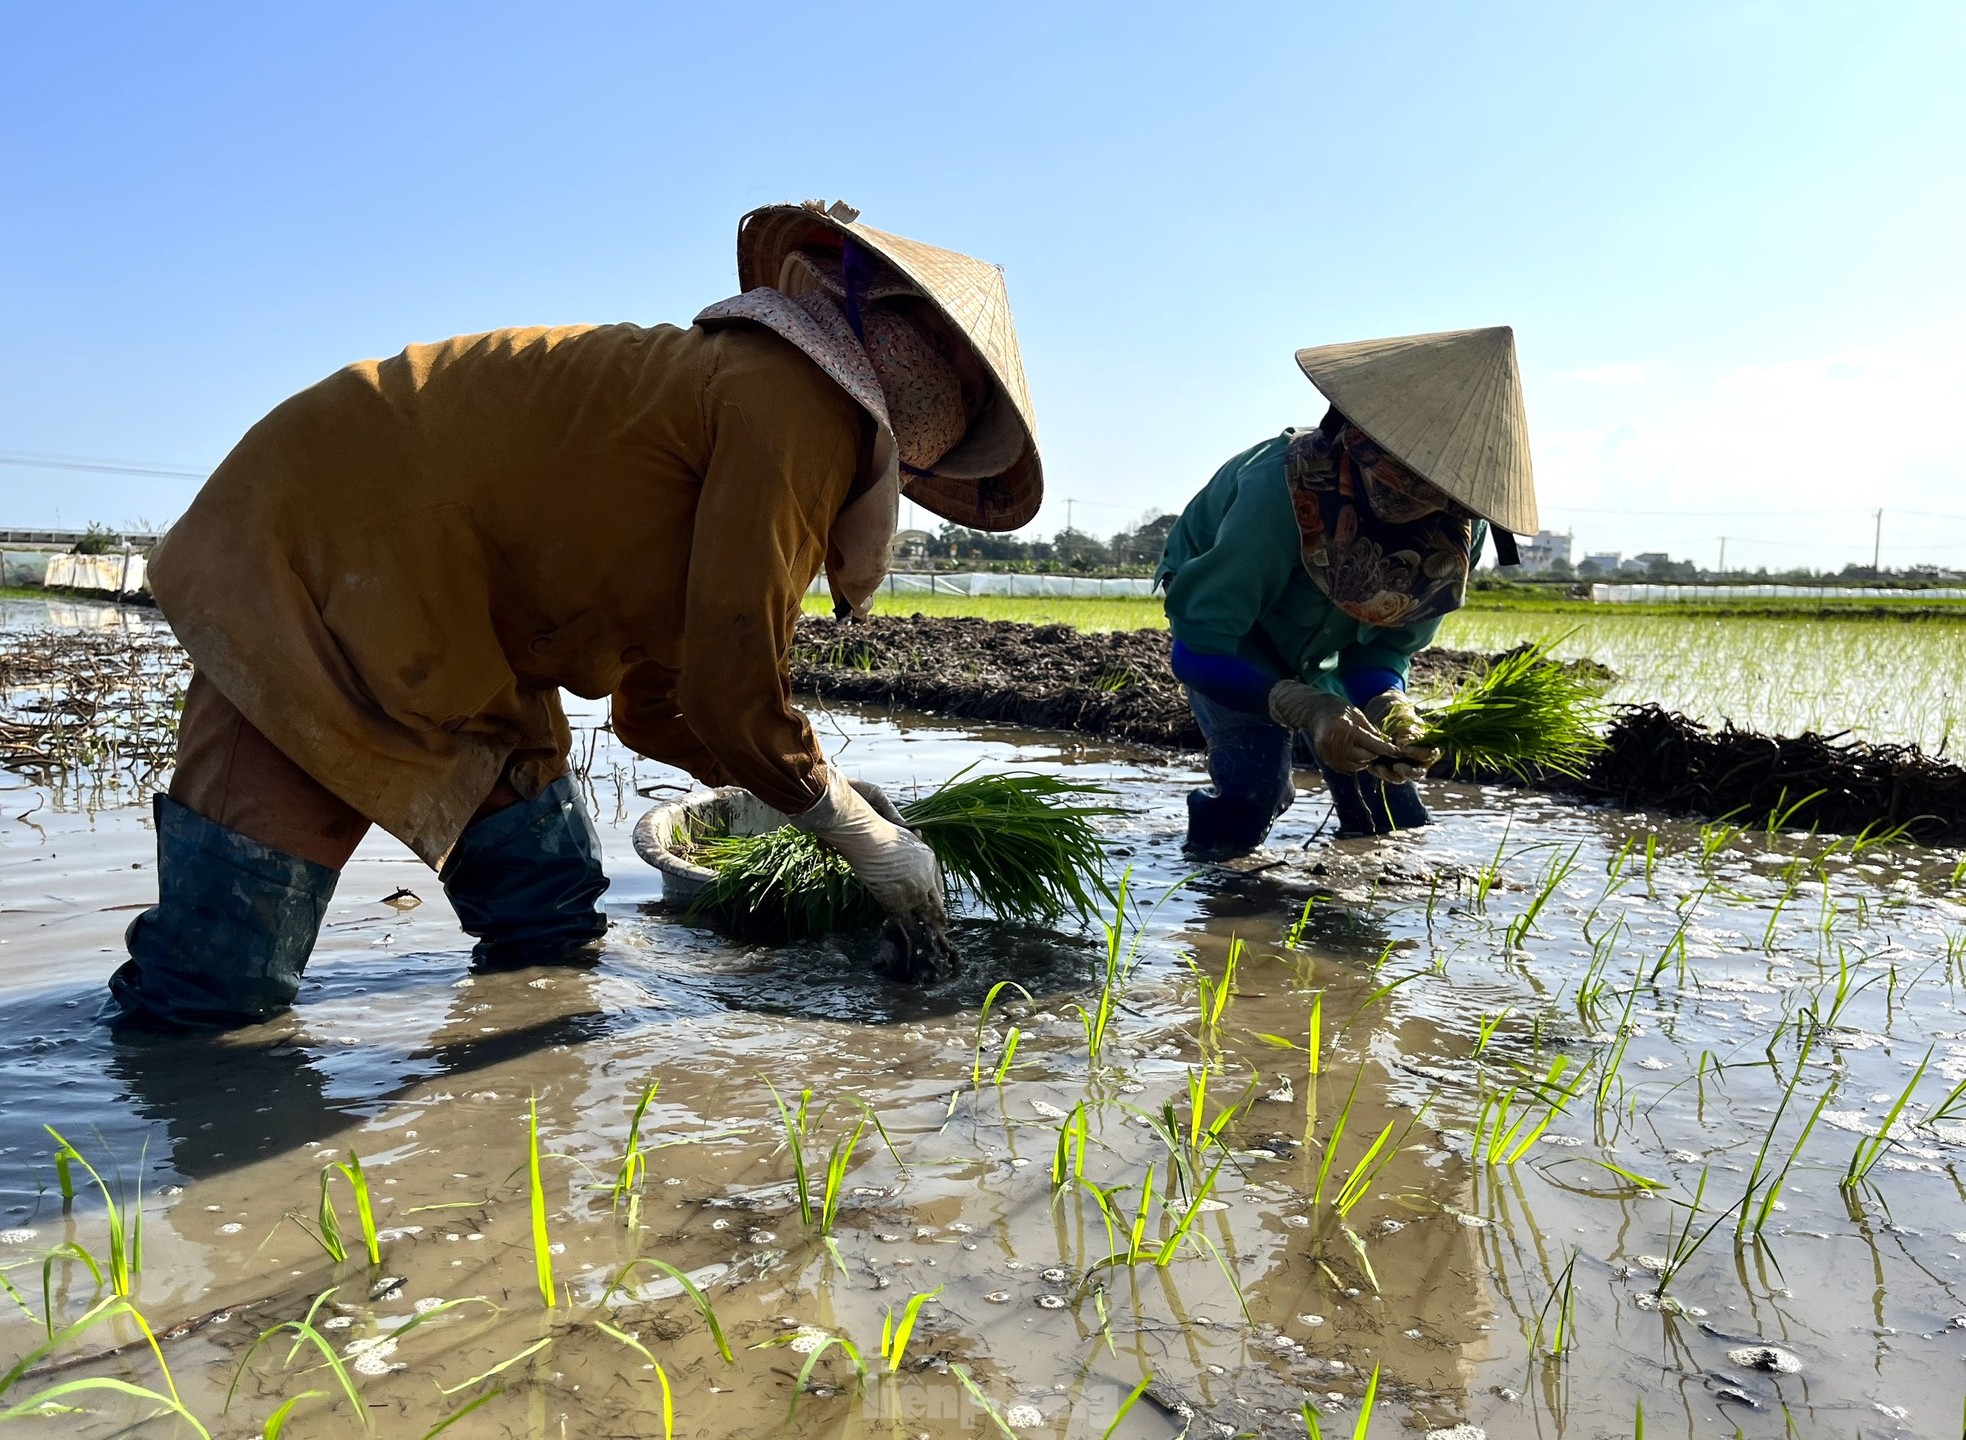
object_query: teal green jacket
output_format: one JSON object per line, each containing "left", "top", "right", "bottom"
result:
{"left": 1156, "top": 432, "right": 1482, "bottom": 697}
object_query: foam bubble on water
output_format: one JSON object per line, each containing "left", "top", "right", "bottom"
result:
{"left": 1003, "top": 1403, "right": 1045, "bottom": 1428}
{"left": 217, "top": 1223, "right": 243, "bottom": 1235}
{"left": 787, "top": 1326, "right": 830, "bottom": 1355}
{"left": 0, "top": 1229, "right": 37, "bottom": 1245}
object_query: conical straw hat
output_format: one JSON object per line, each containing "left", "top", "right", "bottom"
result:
{"left": 735, "top": 201, "right": 1041, "bottom": 531}
{"left": 1294, "top": 327, "right": 1537, "bottom": 535}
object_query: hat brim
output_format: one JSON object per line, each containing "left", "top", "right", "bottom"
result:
{"left": 736, "top": 205, "right": 1042, "bottom": 532}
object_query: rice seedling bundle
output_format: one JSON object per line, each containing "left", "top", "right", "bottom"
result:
{"left": 685, "top": 771, "right": 1112, "bottom": 940}
{"left": 1420, "top": 643, "right": 1608, "bottom": 779}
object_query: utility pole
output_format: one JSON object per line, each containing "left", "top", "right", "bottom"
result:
{"left": 1066, "top": 498, "right": 1074, "bottom": 537}
{"left": 1717, "top": 536, "right": 1728, "bottom": 574}
{"left": 1873, "top": 508, "right": 1884, "bottom": 575}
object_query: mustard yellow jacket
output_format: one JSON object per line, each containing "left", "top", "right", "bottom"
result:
{"left": 150, "top": 321, "right": 865, "bottom": 865}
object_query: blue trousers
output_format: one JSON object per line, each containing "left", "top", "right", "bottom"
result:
{"left": 1184, "top": 688, "right": 1429, "bottom": 853}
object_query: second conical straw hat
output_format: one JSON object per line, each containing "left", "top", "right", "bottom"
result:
{"left": 734, "top": 202, "right": 1041, "bottom": 532}
{"left": 1294, "top": 326, "right": 1537, "bottom": 535}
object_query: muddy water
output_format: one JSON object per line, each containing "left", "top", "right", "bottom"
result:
{"left": 4, "top": 602, "right": 1966, "bottom": 1438}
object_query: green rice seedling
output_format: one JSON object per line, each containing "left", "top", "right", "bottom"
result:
{"left": 1310, "top": 1067, "right": 1419, "bottom": 1226}
{"left": 1469, "top": 819, "right": 1513, "bottom": 912}
{"left": 1472, "top": 1008, "right": 1511, "bottom": 1060}
{"left": 1302, "top": 1361, "right": 1380, "bottom": 1439}
{"left": 417, "top": 1390, "right": 507, "bottom": 1440}
{"left": 950, "top": 1363, "right": 1022, "bottom": 1439}
{"left": 604, "top": 1257, "right": 733, "bottom": 1362}
{"left": 1921, "top": 1067, "right": 1966, "bottom": 1127}
{"left": 611, "top": 1081, "right": 661, "bottom": 1229}
{"left": 1052, "top": 1102, "right": 1091, "bottom": 1191}
{"left": 970, "top": 981, "right": 1034, "bottom": 1089}
{"left": 1184, "top": 936, "right": 1243, "bottom": 1057}
{"left": 1761, "top": 867, "right": 1806, "bottom": 953}
{"left": 2, "top": 1295, "right": 197, "bottom": 1434}
{"left": 1843, "top": 1048, "right": 1931, "bottom": 1190}
{"left": 227, "top": 1287, "right": 366, "bottom": 1427}
{"left": 879, "top": 1285, "right": 942, "bottom": 1372}
{"left": 1101, "top": 1374, "right": 1155, "bottom": 1440}
{"left": 1069, "top": 870, "right": 1183, "bottom": 1069}
{"left": 1420, "top": 644, "right": 1607, "bottom": 779}
{"left": 527, "top": 1094, "right": 556, "bottom": 1309}
{"left": 1505, "top": 844, "right": 1581, "bottom": 949}
{"left": 1763, "top": 787, "right": 1827, "bottom": 836}
{"left": 766, "top": 1082, "right": 874, "bottom": 1271}
{"left": 289, "top": 1164, "right": 349, "bottom": 1265}
{"left": 437, "top": 1337, "right": 552, "bottom": 1396}
{"left": 687, "top": 771, "right": 1113, "bottom": 940}
{"left": 1528, "top": 1248, "right": 1580, "bottom": 1357}
{"left": 43, "top": 1127, "right": 140, "bottom": 1297}
{"left": 1477, "top": 1057, "right": 1586, "bottom": 1165}
{"left": 1284, "top": 895, "right": 1318, "bottom": 947}
{"left": 335, "top": 1151, "right": 380, "bottom": 1267}
{"left": 1142, "top": 1068, "right": 1255, "bottom": 1198}
{"left": 593, "top": 1323, "right": 674, "bottom": 1439}
{"left": 1651, "top": 1167, "right": 1747, "bottom": 1297}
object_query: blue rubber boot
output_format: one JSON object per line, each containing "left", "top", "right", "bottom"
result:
{"left": 107, "top": 795, "right": 338, "bottom": 1030}
{"left": 439, "top": 775, "right": 609, "bottom": 969}
{"left": 1316, "top": 760, "right": 1431, "bottom": 838}
{"left": 1184, "top": 689, "right": 1296, "bottom": 858}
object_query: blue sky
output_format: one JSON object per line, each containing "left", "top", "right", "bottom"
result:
{"left": 4, "top": 2, "right": 1962, "bottom": 571}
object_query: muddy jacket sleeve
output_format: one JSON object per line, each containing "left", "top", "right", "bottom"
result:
{"left": 660, "top": 352, "right": 861, "bottom": 816}
{"left": 1162, "top": 444, "right": 1299, "bottom": 657}
{"left": 611, "top": 660, "right": 730, "bottom": 787}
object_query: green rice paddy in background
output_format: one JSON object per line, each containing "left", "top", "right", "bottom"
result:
{"left": 807, "top": 593, "right": 1966, "bottom": 752}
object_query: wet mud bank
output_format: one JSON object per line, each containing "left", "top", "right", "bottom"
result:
{"left": 793, "top": 615, "right": 1966, "bottom": 842}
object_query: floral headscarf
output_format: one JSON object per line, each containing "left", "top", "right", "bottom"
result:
{"left": 1285, "top": 414, "right": 1475, "bottom": 627}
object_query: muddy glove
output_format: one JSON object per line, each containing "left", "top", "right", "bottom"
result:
{"left": 1361, "top": 690, "right": 1442, "bottom": 785}
{"left": 793, "top": 770, "right": 950, "bottom": 931}
{"left": 1267, "top": 680, "right": 1403, "bottom": 775}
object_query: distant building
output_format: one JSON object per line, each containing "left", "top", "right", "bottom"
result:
{"left": 890, "top": 529, "right": 932, "bottom": 565}
{"left": 1580, "top": 552, "right": 1622, "bottom": 574}
{"left": 1517, "top": 529, "right": 1573, "bottom": 571}
{"left": 1624, "top": 551, "right": 1672, "bottom": 574}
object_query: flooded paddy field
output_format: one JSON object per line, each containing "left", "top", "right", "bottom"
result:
{"left": 5, "top": 600, "right": 1966, "bottom": 1438}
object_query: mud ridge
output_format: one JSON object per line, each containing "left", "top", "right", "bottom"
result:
{"left": 792, "top": 615, "right": 1966, "bottom": 843}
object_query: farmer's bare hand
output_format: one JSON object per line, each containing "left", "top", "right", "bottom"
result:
{"left": 1267, "top": 681, "right": 1402, "bottom": 775}
{"left": 1362, "top": 690, "right": 1441, "bottom": 784}
{"left": 794, "top": 770, "right": 950, "bottom": 930}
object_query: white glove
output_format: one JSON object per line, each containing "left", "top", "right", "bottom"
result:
{"left": 1267, "top": 681, "right": 1404, "bottom": 775}
{"left": 792, "top": 770, "right": 949, "bottom": 929}
{"left": 1361, "top": 690, "right": 1441, "bottom": 785}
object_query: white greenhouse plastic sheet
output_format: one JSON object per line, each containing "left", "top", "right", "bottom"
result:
{"left": 1590, "top": 582, "right": 1966, "bottom": 603}
{"left": 43, "top": 552, "right": 148, "bottom": 596}
{"left": 806, "top": 571, "right": 1160, "bottom": 598}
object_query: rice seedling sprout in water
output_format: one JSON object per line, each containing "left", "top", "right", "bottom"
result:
{"left": 527, "top": 1094, "right": 555, "bottom": 1309}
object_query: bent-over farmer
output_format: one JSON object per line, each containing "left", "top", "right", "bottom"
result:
{"left": 1157, "top": 328, "right": 1537, "bottom": 853}
{"left": 113, "top": 201, "right": 1042, "bottom": 1029}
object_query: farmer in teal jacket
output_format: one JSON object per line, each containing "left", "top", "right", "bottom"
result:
{"left": 1157, "top": 328, "right": 1539, "bottom": 852}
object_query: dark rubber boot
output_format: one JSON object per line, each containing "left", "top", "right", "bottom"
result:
{"left": 439, "top": 775, "right": 609, "bottom": 969}
{"left": 107, "top": 795, "right": 338, "bottom": 1030}
{"left": 1184, "top": 714, "right": 1296, "bottom": 859}
{"left": 1317, "top": 762, "right": 1431, "bottom": 837}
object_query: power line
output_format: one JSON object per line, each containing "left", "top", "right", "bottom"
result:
{"left": 0, "top": 452, "right": 207, "bottom": 480}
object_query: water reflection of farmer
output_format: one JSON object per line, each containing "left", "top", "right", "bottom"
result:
{"left": 1158, "top": 330, "right": 1538, "bottom": 852}
{"left": 111, "top": 202, "right": 1042, "bottom": 1030}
